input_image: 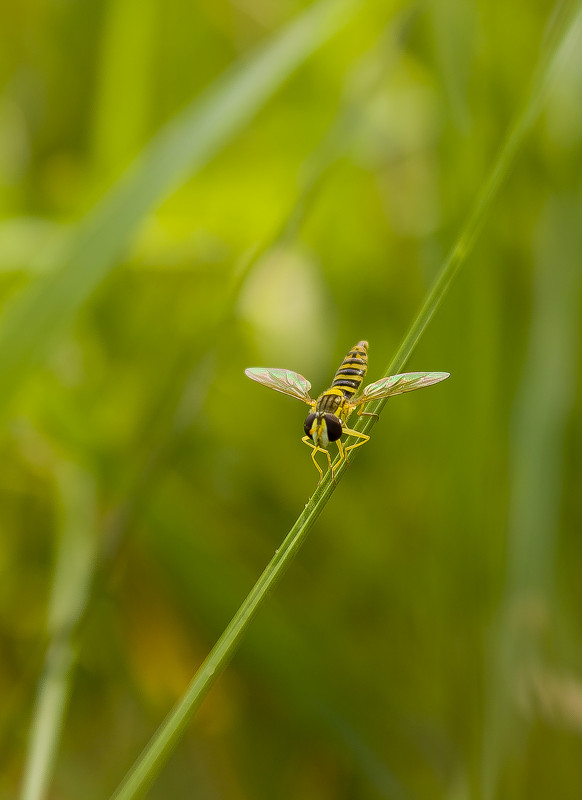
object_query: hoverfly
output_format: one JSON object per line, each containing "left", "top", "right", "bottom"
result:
{"left": 245, "top": 340, "right": 449, "bottom": 482}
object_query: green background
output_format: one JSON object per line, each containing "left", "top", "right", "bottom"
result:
{"left": 1, "top": 0, "right": 581, "bottom": 798}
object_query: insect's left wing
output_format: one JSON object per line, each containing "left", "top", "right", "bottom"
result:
{"left": 245, "top": 368, "right": 313, "bottom": 404}
{"left": 355, "top": 371, "right": 450, "bottom": 404}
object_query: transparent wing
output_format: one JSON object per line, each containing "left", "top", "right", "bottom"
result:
{"left": 354, "top": 371, "right": 450, "bottom": 404}
{"left": 245, "top": 367, "right": 313, "bottom": 404}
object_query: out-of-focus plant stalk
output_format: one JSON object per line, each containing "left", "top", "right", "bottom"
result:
{"left": 20, "top": 464, "right": 97, "bottom": 800}
{"left": 481, "top": 194, "right": 582, "bottom": 799}
{"left": 0, "top": 0, "right": 363, "bottom": 425}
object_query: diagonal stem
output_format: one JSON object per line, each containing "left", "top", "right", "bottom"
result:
{"left": 342, "top": 0, "right": 582, "bottom": 455}
{"left": 109, "top": 2, "right": 582, "bottom": 798}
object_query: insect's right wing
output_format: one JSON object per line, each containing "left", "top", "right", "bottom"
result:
{"left": 244, "top": 368, "right": 313, "bottom": 405}
{"left": 355, "top": 371, "right": 450, "bottom": 404}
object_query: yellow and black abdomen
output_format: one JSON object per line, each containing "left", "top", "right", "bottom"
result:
{"left": 331, "top": 340, "right": 368, "bottom": 400}
{"left": 313, "top": 341, "right": 368, "bottom": 427}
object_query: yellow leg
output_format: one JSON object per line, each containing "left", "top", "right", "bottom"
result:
{"left": 331, "top": 439, "right": 346, "bottom": 482}
{"left": 357, "top": 406, "right": 379, "bottom": 420}
{"left": 301, "top": 436, "right": 332, "bottom": 484}
{"left": 331, "top": 431, "right": 370, "bottom": 481}
{"left": 341, "top": 427, "right": 370, "bottom": 459}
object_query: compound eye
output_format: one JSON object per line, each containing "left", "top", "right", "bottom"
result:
{"left": 304, "top": 413, "right": 316, "bottom": 437}
{"left": 324, "top": 414, "right": 343, "bottom": 442}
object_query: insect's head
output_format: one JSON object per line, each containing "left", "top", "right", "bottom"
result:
{"left": 304, "top": 412, "right": 342, "bottom": 448}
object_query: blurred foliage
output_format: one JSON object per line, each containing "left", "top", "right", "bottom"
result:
{"left": 0, "top": 0, "right": 581, "bottom": 799}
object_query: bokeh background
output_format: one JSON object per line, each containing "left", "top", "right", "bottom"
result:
{"left": 1, "top": 0, "right": 581, "bottom": 798}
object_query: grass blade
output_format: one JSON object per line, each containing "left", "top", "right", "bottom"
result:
{"left": 0, "top": 0, "right": 361, "bottom": 424}
{"left": 481, "top": 194, "right": 582, "bottom": 799}
{"left": 17, "top": 3, "right": 372, "bottom": 797}
{"left": 108, "top": 4, "right": 582, "bottom": 799}
{"left": 110, "top": 478, "right": 336, "bottom": 800}
{"left": 384, "top": 0, "right": 582, "bottom": 378}
{"left": 344, "top": 0, "right": 582, "bottom": 449}
{"left": 101, "top": 8, "right": 417, "bottom": 559}
{"left": 19, "top": 463, "right": 98, "bottom": 800}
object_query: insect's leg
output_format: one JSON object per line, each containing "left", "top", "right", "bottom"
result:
{"left": 356, "top": 403, "right": 379, "bottom": 420}
{"left": 312, "top": 448, "right": 325, "bottom": 484}
{"left": 341, "top": 427, "right": 371, "bottom": 459}
{"left": 302, "top": 436, "right": 327, "bottom": 484}
{"left": 322, "top": 447, "right": 334, "bottom": 484}
{"left": 332, "top": 439, "right": 345, "bottom": 481}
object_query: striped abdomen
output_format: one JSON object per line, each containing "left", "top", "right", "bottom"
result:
{"left": 331, "top": 340, "right": 368, "bottom": 400}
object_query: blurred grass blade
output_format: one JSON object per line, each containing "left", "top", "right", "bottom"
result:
{"left": 350, "top": 0, "right": 582, "bottom": 439}
{"left": 20, "top": 463, "right": 98, "bottom": 800}
{"left": 91, "top": 0, "right": 158, "bottom": 173}
{"left": 333, "top": 1, "right": 582, "bottom": 475}
{"left": 109, "top": 5, "right": 582, "bottom": 800}
{"left": 481, "top": 196, "right": 582, "bottom": 799}
{"left": 0, "top": 0, "right": 361, "bottom": 424}
{"left": 101, "top": 8, "right": 418, "bottom": 559}
{"left": 383, "top": 0, "right": 582, "bottom": 376}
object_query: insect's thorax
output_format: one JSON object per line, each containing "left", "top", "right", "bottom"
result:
{"left": 315, "top": 389, "right": 351, "bottom": 423}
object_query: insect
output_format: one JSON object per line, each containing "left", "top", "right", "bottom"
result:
{"left": 245, "top": 340, "right": 449, "bottom": 482}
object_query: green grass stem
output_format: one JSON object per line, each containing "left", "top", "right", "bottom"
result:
{"left": 109, "top": 5, "right": 582, "bottom": 799}
{"left": 0, "top": 0, "right": 362, "bottom": 425}
{"left": 19, "top": 464, "right": 98, "bottom": 800}
{"left": 17, "top": 3, "right": 367, "bottom": 797}
{"left": 101, "top": 10, "right": 415, "bottom": 560}
{"left": 111, "top": 478, "right": 336, "bottom": 800}
{"left": 481, "top": 192, "right": 582, "bottom": 799}
{"left": 345, "top": 0, "right": 582, "bottom": 446}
